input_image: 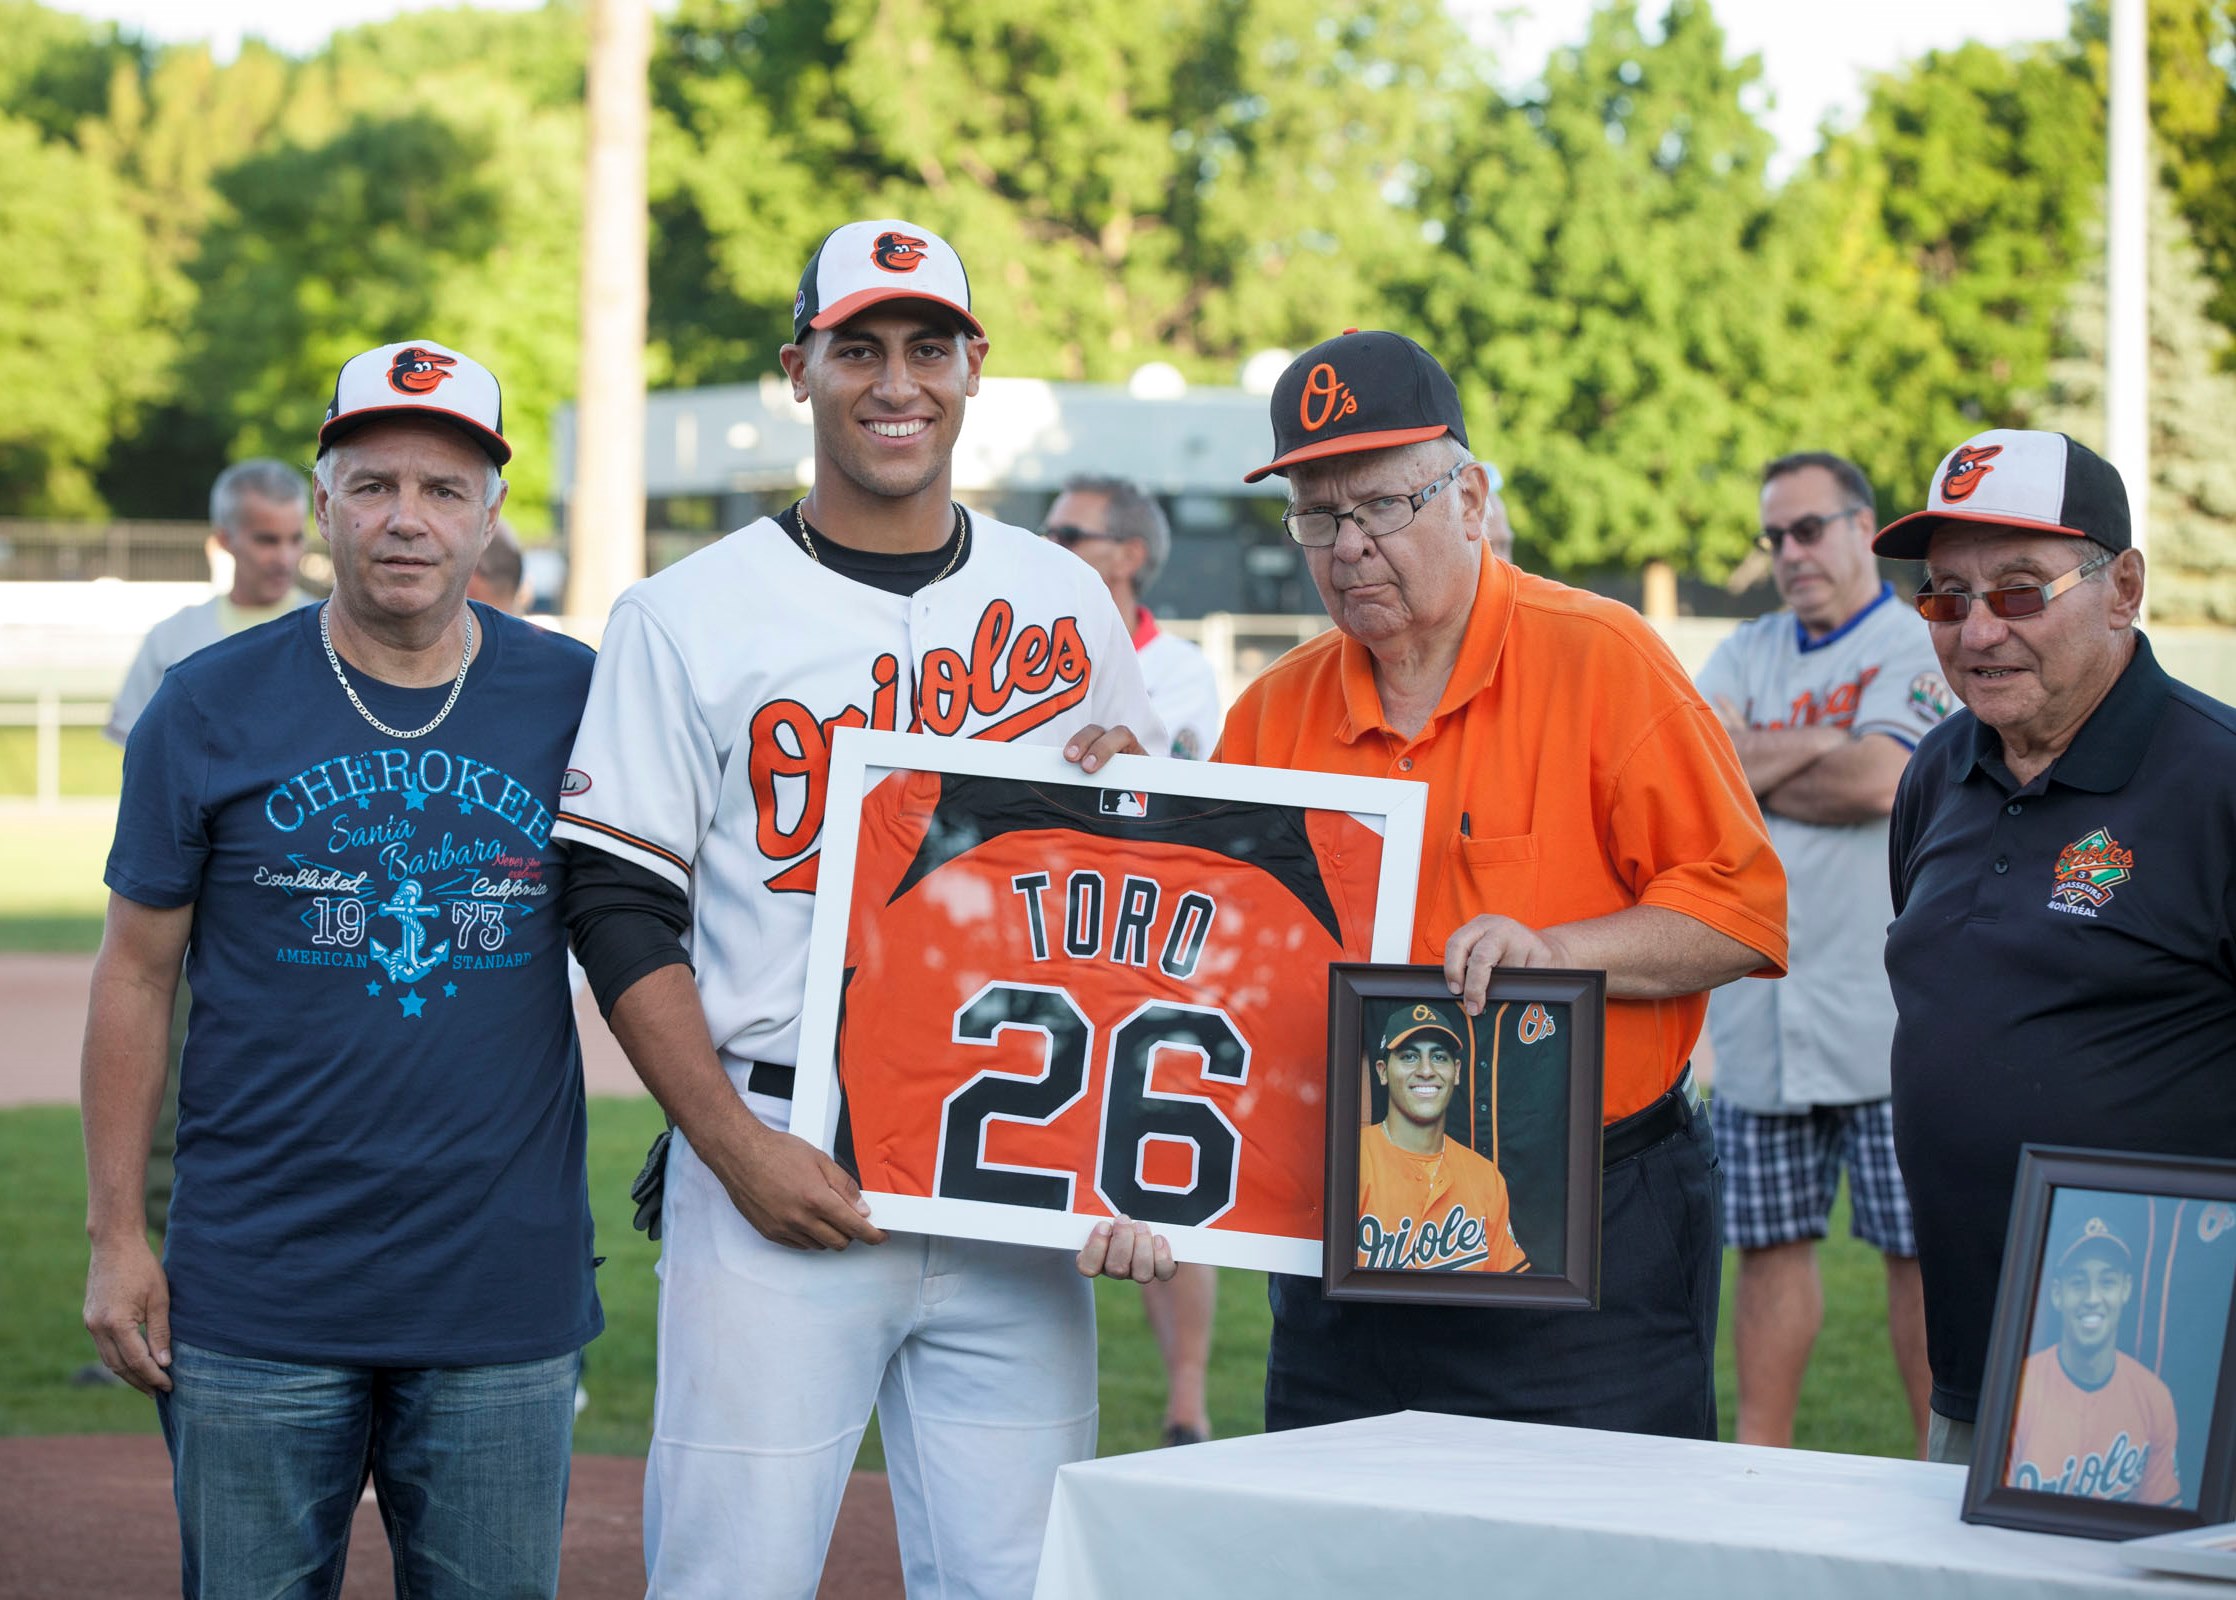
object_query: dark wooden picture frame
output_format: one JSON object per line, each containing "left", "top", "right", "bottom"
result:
{"left": 1322, "top": 963, "right": 1604, "bottom": 1307}
{"left": 1964, "top": 1145, "right": 2236, "bottom": 1541}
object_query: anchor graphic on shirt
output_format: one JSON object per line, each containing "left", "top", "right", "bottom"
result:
{"left": 369, "top": 879, "right": 452, "bottom": 984}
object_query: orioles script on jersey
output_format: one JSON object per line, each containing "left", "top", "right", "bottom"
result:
{"left": 750, "top": 600, "right": 1091, "bottom": 892}
{"left": 1359, "top": 1205, "right": 1498, "bottom": 1271}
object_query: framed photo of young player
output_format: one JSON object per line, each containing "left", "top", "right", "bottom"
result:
{"left": 1964, "top": 1146, "right": 2236, "bottom": 1542}
{"left": 791, "top": 728, "right": 1428, "bottom": 1276}
{"left": 1320, "top": 964, "right": 1605, "bottom": 1308}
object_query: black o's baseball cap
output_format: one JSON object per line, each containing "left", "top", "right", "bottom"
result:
{"left": 792, "top": 219, "right": 982, "bottom": 343}
{"left": 2055, "top": 1216, "right": 2132, "bottom": 1274}
{"left": 1380, "top": 1000, "right": 1466, "bottom": 1057}
{"left": 1243, "top": 330, "right": 1469, "bottom": 483}
{"left": 1873, "top": 429, "right": 2130, "bottom": 560}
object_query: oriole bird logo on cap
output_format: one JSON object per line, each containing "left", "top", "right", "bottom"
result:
{"left": 1940, "top": 443, "right": 2003, "bottom": 503}
{"left": 387, "top": 346, "right": 458, "bottom": 396}
{"left": 872, "top": 231, "right": 928, "bottom": 273}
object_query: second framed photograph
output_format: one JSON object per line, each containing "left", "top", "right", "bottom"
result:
{"left": 1964, "top": 1146, "right": 2236, "bottom": 1541}
{"left": 1323, "top": 963, "right": 1605, "bottom": 1307}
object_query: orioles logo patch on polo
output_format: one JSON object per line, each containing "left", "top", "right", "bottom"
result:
{"left": 1517, "top": 1003, "right": 1556, "bottom": 1045}
{"left": 1299, "top": 362, "right": 1359, "bottom": 433}
{"left": 1909, "top": 672, "right": 1956, "bottom": 721}
{"left": 387, "top": 346, "right": 457, "bottom": 396}
{"left": 1941, "top": 443, "right": 2003, "bottom": 504}
{"left": 2048, "top": 827, "right": 2133, "bottom": 918}
{"left": 872, "top": 231, "right": 928, "bottom": 272}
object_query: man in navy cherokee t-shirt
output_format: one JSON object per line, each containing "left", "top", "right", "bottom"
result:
{"left": 81, "top": 339, "right": 600, "bottom": 1599}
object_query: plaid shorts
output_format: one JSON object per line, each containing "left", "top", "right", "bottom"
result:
{"left": 1711, "top": 1097, "right": 1916, "bottom": 1255}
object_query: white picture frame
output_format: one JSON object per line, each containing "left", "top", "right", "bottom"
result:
{"left": 793, "top": 727, "right": 1426, "bottom": 1275}
{"left": 2121, "top": 1522, "right": 2236, "bottom": 1582}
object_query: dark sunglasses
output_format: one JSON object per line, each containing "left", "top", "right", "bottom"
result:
{"left": 1043, "top": 524, "right": 1125, "bottom": 547}
{"left": 1755, "top": 505, "right": 1863, "bottom": 553}
{"left": 1913, "top": 549, "right": 2115, "bottom": 623}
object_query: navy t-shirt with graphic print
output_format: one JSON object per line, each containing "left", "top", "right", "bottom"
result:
{"left": 106, "top": 601, "right": 603, "bottom": 1367}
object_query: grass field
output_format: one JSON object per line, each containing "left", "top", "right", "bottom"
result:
{"left": 0, "top": 727, "right": 122, "bottom": 800}
{"left": 0, "top": 809, "right": 112, "bottom": 952}
{"left": 0, "top": 809, "right": 1916, "bottom": 1460}
{"left": 0, "top": 1097, "right": 1912, "bottom": 1461}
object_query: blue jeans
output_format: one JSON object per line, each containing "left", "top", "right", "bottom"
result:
{"left": 1265, "top": 1093, "right": 1724, "bottom": 1437}
{"left": 157, "top": 1340, "right": 579, "bottom": 1599}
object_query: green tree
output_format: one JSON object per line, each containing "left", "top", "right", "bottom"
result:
{"left": 178, "top": 85, "right": 583, "bottom": 526}
{"left": 2037, "top": 186, "right": 2236, "bottom": 622}
{"left": 0, "top": 0, "right": 145, "bottom": 143}
{"left": 648, "top": 0, "right": 1471, "bottom": 386}
{"left": 1404, "top": 0, "right": 1790, "bottom": 576}
{"left": 0, "top": 112, "right": 157, "bottom": 513}
{"left": 2075, "top": 0, "right": 2236, "bottom": 362}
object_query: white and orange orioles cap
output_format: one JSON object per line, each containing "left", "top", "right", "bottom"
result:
{"left": 1873, "top": 429, "right": 2130, "bottom": 560}
{"left": 791, "top": 220, "right": 982, "bottom": 343}
{"left": 319, "top": 340, "right": 509, "bottom": 466}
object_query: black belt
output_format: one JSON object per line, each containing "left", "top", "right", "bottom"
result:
{"left": 751, "top": 1059, "right": 1696, "bottom": 1164}
{"left": 1601, "top": 1068, "right": 1695, "bottom": 1167}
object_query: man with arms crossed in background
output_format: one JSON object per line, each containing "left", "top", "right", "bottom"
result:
{"left": 1880, "top": 429, "right": 2236, "bottom": 1465}
{"left": 1043, "top": 472, "right": 1224, "bottom": 1446}
{"left": 83, "top": 340, "right": 600, "bottom": 1596}
{"left": 1220, "top": 329, "right": 1787, "bottom": 1435}
{"left": 1696, "top": 451, "right": 1942, "bottom": 1453}
{"left": 556, "top": 219, "right": 1169, "bottom": 1600}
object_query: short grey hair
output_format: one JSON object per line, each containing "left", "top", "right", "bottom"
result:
{"left": 210, "top": 459, "right": 308, "bottom": 532}
{"left": 1059, "top": 474, "right": 1172, "bottom": 594}
{"left": 313, "top": 439, "right": 504, "bottom": 506}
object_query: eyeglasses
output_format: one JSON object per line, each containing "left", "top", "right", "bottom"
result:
{"left": 1283, "top": 465, "right": 1463, "bottom": 548}
{"left": 1755, "top": 505, "right": 1863, "bottom": 553}
{"left": 1043, "top": 524, "right": 1125, "bottom": 548}
{"left": 1913, "top": 549, "right": 2115, "bottom": 623}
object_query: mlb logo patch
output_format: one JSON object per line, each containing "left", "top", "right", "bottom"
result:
{"left": 1100, "top": 790, "right": 1149, "bottom": 818}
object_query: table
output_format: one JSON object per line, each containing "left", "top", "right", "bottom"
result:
{"left": 1033, "top": 1410, "right": 2225, "bottom": 1599}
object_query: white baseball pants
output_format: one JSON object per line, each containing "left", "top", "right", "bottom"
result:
{"left": 643, "top": 1094, "right": 1099, "bottom": 1598}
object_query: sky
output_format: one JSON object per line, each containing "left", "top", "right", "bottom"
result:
{"left": 47, "top": 0, "right": 2074, "bottom": 180}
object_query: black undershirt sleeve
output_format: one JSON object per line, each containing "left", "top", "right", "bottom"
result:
{"left": 561, "top": 841, "right": 692, "bottom": 1019}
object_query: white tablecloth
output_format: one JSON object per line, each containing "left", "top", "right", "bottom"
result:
{"left": 1033, "top": 1410, "right": 2222, "bottom": 1599}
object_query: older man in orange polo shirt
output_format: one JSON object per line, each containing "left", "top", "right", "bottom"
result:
{"left": 1221, "top": 331, "right": 1788, "bottom": 1436}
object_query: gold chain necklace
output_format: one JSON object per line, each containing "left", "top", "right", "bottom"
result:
{"left": 794, "top": 499, "right": 968, "bottom": 584}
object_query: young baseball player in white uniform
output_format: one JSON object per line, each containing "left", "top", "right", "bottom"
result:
{"left": 556, "top": 220, "right": 1172, "bottom": 1599}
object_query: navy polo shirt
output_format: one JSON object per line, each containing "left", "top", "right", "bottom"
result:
{"left": 1885, "top": 632, "right": 2236, "bottom": 1422}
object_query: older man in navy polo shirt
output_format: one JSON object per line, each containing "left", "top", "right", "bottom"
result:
{"left": 1878, "top": 428, "right": 2236, "bottom": 1466}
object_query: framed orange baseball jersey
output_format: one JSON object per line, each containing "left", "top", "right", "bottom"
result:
{"left": 792, "top": 729, "right": 1427, "bottom": 1274}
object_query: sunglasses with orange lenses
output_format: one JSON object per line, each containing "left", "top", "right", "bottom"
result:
{"left": 1913, "top": 549, "right": 2114, "bottom": 623}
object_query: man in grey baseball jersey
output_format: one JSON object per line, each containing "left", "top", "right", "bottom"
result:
{"left": 1695, "top": 451, "right": 1950, "bottom": 1453}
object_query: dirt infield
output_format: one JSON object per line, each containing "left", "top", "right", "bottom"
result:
{"left": 0, "top": 1436, "right": 902, "bottom": 1598}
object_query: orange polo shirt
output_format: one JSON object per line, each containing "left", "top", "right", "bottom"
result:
{"left": 1218, "top": 552, "right": 1787, "bottom": 1122}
